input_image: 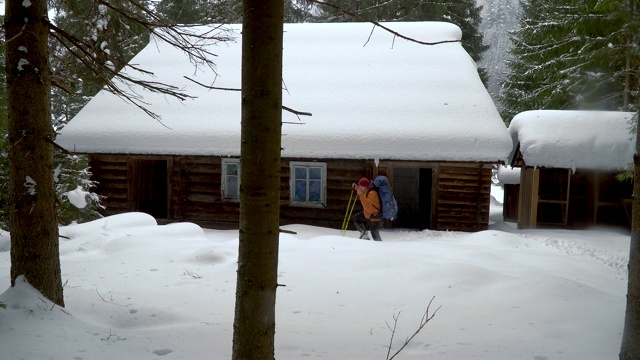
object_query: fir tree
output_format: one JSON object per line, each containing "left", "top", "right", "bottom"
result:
{"left": 155, "top": 0, "right": 243, "bottom": 24}
{"left": 500, "top": 0, "right": 636, "bottom": 123}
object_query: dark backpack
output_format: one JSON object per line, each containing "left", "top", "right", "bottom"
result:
{"left": 371, "top": 175, "right": 398, "bottom": 221}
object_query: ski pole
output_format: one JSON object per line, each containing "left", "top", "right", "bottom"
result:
{"left": 341, "top": 190, "right": 354, "bottom": 234}
{"left": 342, "top": 189, "right": 358, "bottom": 235}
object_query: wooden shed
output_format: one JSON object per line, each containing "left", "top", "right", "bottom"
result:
{"left": 507, "top": 110, "right": 636, "bottom": 229}
{"left": 58, "top": 22, "right": 512, "bottom": 232}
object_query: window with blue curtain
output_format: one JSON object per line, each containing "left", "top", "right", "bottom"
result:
{"left": 290, "top": 161, "right": 327, "bottom": 207}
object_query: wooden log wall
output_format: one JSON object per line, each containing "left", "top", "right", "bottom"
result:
{"left": 280, "top": 158, "right": 376, "bottom": 229}
{"left": 171, "top": 155, "right": 241, "bottom": 226}
{"left": 88, "top": 155, "right": 129, "bottom": 216}
{"left": 89, "top": 154, "right": 495, "bottom": 232}
{"left": 433, "top": 162, "right": 492, "bottom": 232}
{"left": 89, "top": 154, "right": 376, "bottom": 229}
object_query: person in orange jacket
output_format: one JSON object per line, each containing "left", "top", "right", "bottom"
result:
{"left": 351, "top": 177, "right": 382, "bottom": 241}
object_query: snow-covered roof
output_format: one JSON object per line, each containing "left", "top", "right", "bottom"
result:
{"left": 58, "top": 22, "right": 512, "bottom": 162}
{"left": 509, "top": 110, "right": 637, "bottom": 171}
{"left": 496, "top": 165, "right": 520, "bottom": 185}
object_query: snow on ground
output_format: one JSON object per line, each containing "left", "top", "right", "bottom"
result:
{"left": 0, "top": 187, "right": 631, "bottom": 359}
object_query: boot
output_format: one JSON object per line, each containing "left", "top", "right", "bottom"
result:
{"left": 355, "top": 223, "right": 368, "bottom": 239}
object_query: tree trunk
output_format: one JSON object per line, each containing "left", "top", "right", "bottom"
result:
{"left": 231, "top": 0, "right": 283, "bottom": 359}
{"left": 623, "top": 0, "right": 634, "bottom": 110}
{"left": 621, "top": 111, "right": 640, "bottom": 359}
{"left": 6, "top": 0, "right": 64, "bottom": 306}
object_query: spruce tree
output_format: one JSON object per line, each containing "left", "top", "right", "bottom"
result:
{"left": 155, "top": 0, "right": 243, "bottom": 24}
{"left": 6, "top": 0, "right": 65, "bottom": 306}
{"left": 500, "top": 0, "right": 635, "bottom": 123}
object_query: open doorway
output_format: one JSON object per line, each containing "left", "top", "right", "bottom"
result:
{"left": 133, "top": 159, "right": 168, "bottom": 219}
{"left": 392, "top": 167, "right": 432, "bottom": 229}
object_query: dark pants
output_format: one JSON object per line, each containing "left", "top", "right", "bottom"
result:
{"left": 351, "top": 211, "right": 382, "bottom": 241}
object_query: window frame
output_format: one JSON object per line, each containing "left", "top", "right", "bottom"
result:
{"left": 221, "top": 158, "right": 241, "bottom": 202}
{"left": 289, "top": 161, "right": 327, "bottom": 208}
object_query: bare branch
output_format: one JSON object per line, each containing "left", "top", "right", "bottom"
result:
{"left": 386, "top": 297, "right": 441, "bottom": 360}
{"left": 95, "top": 0, "right": 233, "bottom": 68}
{"left": 51, "top": 77, "right": 74, "bottom": 94}
{"left": 282, "top": 105, "right": 312, "bottom": 117}
{"left": 184, "top": 77, "right": 313, "bottom": 118}
{"left": 49, "top": 25, "right": 169, "bottom": 122}
{"left": 182, "top": 269, "right": 203, "bottom": 279}
{"left": 184, "top": 76, "right": 240, "bottom": 92}
{"left": 385, "top": 312, "right": 400, "bottom": 360}
{"left": 43, "top": 136, "right": 73, "bottom": 155}
{"left": 47, "top": 1, "right": 237, "bottom": 125}
{"left": 310, "top": 0, "right": 461, "bottom": 46}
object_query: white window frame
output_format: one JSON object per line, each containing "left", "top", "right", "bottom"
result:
{"left": 289, "top": 161, "right": 327, "bottom": 208}
{"left": 221, "top": 158, "right": 240, "bottom": 201}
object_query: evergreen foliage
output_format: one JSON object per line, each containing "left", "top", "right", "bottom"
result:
{"left": 155, "top": 0, "right": 242, "bottom": 23}
{"left": 154, "top": 0, "right": 315, "bottom": 24}
{"left": 0, "top": 1, "right": 153, "bottom": 230}
{"left": 47, "top": 1, "right": 151, "bottom": 228}
{"left": 50, "top": 0, "right": 149, "bottom": 224}
{"left": 50, "top": 0, "right": 150, "bottom": 122}
{"left": 46, "top": 2, "right": 152, "bottom": 228}
{"left": 52, "top": 152, "right": 104, "bottom": 226}
{"left": 500, "top": 0, "right": 639, "bottom": 123}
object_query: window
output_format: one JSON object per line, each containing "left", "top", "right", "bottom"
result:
{"left": 221, "top": 158, "right": 240, "bottom": 201}
{"left": 290, "top": 161, "right": 327, "bottom": 207}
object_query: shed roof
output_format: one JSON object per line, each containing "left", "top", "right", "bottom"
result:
{"left": 57, "top": 22, "right": 512, "bottom": 162}
{"left": 509, "top": 110, "right": 636, "bottom": 171}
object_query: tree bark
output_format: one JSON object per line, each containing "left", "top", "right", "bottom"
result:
{"left": 231, "top": 0, "right": 283, "bottom": 359}
{"left": 5, "top": 0, "right": 64, "bottom": 306}
{"left": 621, "top": 111, "right": 640, "bottom": 359}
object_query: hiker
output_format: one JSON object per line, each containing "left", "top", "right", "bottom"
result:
{"left": 351, "top": 177, "right": 382, "bottom": 241}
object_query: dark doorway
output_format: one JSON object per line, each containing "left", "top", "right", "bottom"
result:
{"left": 133, "top": 159, "right": 168, "bottom": 219}
{"left": 392, "top": 167, "right": 432, "bottom": 229}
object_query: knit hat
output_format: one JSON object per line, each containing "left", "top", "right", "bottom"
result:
{"left": 358, "top": 177, "right": 371, "bottom": 188}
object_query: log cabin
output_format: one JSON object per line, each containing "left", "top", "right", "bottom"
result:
{"left": 57, "top": 22, "right": 512, "bottom": 232}
{"left": 507, "top": 110, "right": 636, "bottom": 229}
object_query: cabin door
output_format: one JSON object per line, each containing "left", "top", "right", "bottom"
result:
{"left": 392, "top": 167, "right": 432, "bottom": 229}
{"left": 132, "top": 159, "right": 168, "bottom": 219}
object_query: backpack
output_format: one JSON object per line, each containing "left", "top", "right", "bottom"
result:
{"left": 371, "top": 175, "right": 398, "bottom": 221}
